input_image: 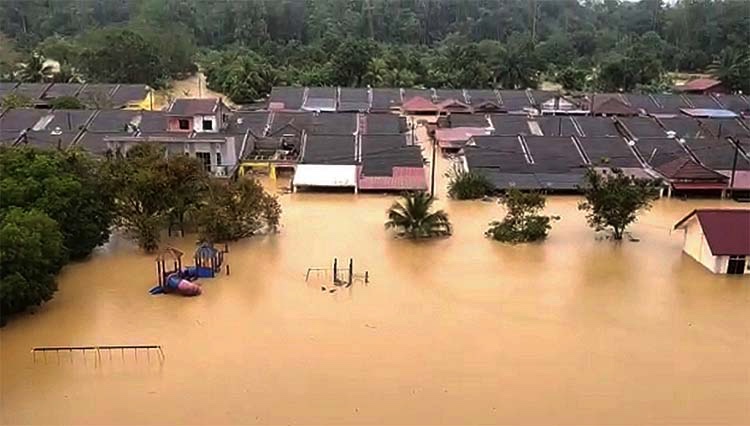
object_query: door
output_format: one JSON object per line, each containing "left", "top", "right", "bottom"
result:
{"left": 726, "top": 256, "right": 746, "bottom": 275}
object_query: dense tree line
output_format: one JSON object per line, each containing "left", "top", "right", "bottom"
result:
{"left": 0, "top": 146, "right": 280, "bottom": 324}
{"left": 1, "top": 0, "right": 748, "bottom": 99}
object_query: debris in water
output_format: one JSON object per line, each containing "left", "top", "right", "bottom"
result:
{"left": 364, "top": 324, "right": 377, "bottom": 329}
{"left": 321, "top": 286, "right": 326, "bottom": 291}
{"left": 329, "top": 288, "right": 336, "bottom": 293}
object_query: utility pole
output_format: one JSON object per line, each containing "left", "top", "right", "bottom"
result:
{"left": 530, "top": 0, "right": 538, "bottom": 44}
{"left": 729, "top": 139, "right": 739, "bottom": 198}
{"left": 430, "top": 130, "right": 437, "bottom": 197}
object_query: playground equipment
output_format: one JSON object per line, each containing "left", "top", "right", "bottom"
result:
{"left": 305, "top": 258, "right": 370, "bottom": 292}
{"left": 32, "top": 344, "right": 164, "bottom": 366}
{"left": 149, "top": 244, "right": 230, "bottom": 296}
{"left": 186, "top": 243, "right": 227, "bottom": 278}
{"left": 150, "top": 247, "right": 201, "bottom": 296}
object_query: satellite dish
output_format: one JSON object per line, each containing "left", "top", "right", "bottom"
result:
{"left": 627, "top": 140, "right": 636, "bottom": 146}
{"left": 666, "top": 130, "right": 676, "bottom": 138}
{"left": 51, "top": 126, "right": 62, "bottom": 136}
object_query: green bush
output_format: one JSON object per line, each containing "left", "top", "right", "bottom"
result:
{"left": 447, "top": 169, "right": 494, "bottom": 200}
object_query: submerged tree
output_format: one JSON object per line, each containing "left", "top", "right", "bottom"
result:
{"left": 104, "top": 144, "right": 172, "bottom": 252}
{"left": 0, "top": 148, "right": 115, "bottom": 259}
{"left": 0, "top": 208, "right": 66, "bottom": 325}
{"left": 196, "top": 178, "right": 280, "bottom": 243}
{"left": 486, "top": 189, "right": 558, "bottom": 243}
{"left": 385, "top": 192, "right": 451, "bottom": 239}
{"left": 447, "top": 169, "right": 495, "bottom": 200}
{"left": 578, "top": 168, "right": 661, "bottom": 241}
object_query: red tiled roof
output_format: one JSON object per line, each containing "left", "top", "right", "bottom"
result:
{"left": 590, "top": 95, "right": 637, "bottom": 116}
{"left": 674, "top": 209, "right": 750, "bottom": 256}
{"left": 401, "top": 96, "right": 439, "bottom": 113}
{"left": 656, "top": 156, "right": 728, "bottom": 181}
{"left": 358, "top": 166, "right": 427, "bottom": 190}
{"left": 437, "top": 98, "right": 471, "bottom": 112}
{"left": 680, "top": 78, "right": 722, "bottom": 92}
{"left": 435, "top": 127, "right": 488, "bottom": 147}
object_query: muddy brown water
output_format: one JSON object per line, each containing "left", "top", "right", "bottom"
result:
{"left": 1, "top": 189, "right": 749, "bottom": 425}
{"left": 2, "top": 124, "right": 749, "bottom": 424}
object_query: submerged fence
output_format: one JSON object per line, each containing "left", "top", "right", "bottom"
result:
{"left": 31, "top": 345, "right": 165, "bottom": 365}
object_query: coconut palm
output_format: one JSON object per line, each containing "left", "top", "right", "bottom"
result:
{"left": 17, "top": 52, "right": 55, "bottom": 83}
{"left": 385, "top": 192, "right": 452, "bottom": 239}
{"left": 708, "top": 48, "right": 750, "bottom": 93}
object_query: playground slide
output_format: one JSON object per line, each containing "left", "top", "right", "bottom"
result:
{"left": 149, "top": 273, "right": 202, "bottom": 296}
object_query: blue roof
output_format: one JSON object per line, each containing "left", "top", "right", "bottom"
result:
{"left": 680, "top": 108, "right": 738, "bottom": 119}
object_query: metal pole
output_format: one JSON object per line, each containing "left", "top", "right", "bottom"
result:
{"left": 348, "top": 258, "right": 353, "bottom": 285}
{"left": 430, "top": 132, "right": 437, "bottom": 197}
{"left": 729, "top": 140, "right": 739, "bottom": 198}
{"left": 333, "top": 258, "right": 338, "bottom": 283}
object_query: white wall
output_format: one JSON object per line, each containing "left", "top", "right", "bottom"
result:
{"left": 681, "top": 218, "right": 722, "bottom": 273}
{"left": 193, "top": 115, "right": 218, "bottom": 133}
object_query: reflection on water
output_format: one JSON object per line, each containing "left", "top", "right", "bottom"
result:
{"left": 1, "top": 191, "right": 748, "bottom": 425}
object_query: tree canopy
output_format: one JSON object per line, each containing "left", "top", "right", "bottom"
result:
{"left": 0, "top": 147, "right": 115, "bottom": 324}
{"left": 578, "top": 168, "right": 661, "bottom": 241}
{"left": 1, "top": 0, "right": 748, "bottom": 101}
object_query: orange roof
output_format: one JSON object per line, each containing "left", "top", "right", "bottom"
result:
{"left": 401, "top": 96, "right": 439, "bottom": 113}
{"left": 679, "top": 78, "right": 722, "bottom": 92}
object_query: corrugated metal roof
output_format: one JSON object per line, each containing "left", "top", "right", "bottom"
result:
{"left": 358, "top": 166, "right": 427, "bottom": 191}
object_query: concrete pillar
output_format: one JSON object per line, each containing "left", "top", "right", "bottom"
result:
{"left": 209, "top": 143, "right": 218, "bottom": 169}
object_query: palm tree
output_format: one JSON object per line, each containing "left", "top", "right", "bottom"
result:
{"left": 385, "top": 192, "right": 452, "bottom": 239}
{"left": 708, "top": 48, "right": 750, "bottom": 93}
{"left": 17, "top": 52, "right": 55, "bottom": 83}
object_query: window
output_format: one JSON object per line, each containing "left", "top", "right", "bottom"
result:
{"left": 202, "top": 119, "right": 213, "bottom": 131}
{"left": 178, "top": 119, "right": 190, "bottom": 130}
{"left": 216, "top": 152, "right": 222, "bottom": 166}
{"left": 196, "top": 152, "right": 211, "bottom": 170}
{"left": 727, "top": 256, "right": 746, "bottom": 275}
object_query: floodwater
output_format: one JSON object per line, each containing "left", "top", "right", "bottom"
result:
{"left": 2, "top": 125, "right": 749, "bottom": 425}
{"left": 2, "top": 192, "right": 749, "bottom": 425}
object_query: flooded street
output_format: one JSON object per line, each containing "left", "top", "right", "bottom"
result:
{"left": 1, "top": 188, "right": 748, "bottom": 425}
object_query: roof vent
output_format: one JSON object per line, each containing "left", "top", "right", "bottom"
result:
{"left": 236, "top": 117, "right": 243, "bottom": 125}
{"left": 627, "top": 140, "right": 636, "bottom": 146}
{"left": 678, "top": 138, "right": 686, "bottom": 144}
{"left": 50, "top": 126, "right": 62, "bottom": 136}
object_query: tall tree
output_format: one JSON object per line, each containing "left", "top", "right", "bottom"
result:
{"left": 78, "top": 29, "right": 165, "bottom": 87}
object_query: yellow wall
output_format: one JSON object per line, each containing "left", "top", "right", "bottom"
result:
{"left": 124, "top": 90, "right": 156, "bottom": 111}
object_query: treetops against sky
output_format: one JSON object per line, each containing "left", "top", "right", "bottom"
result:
{"left": 1, "top": 0, "right": 748, "bottom": 100}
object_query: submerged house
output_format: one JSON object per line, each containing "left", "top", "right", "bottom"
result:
{"left": 673, "top": 209, "right": 750, "bottom": 274}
